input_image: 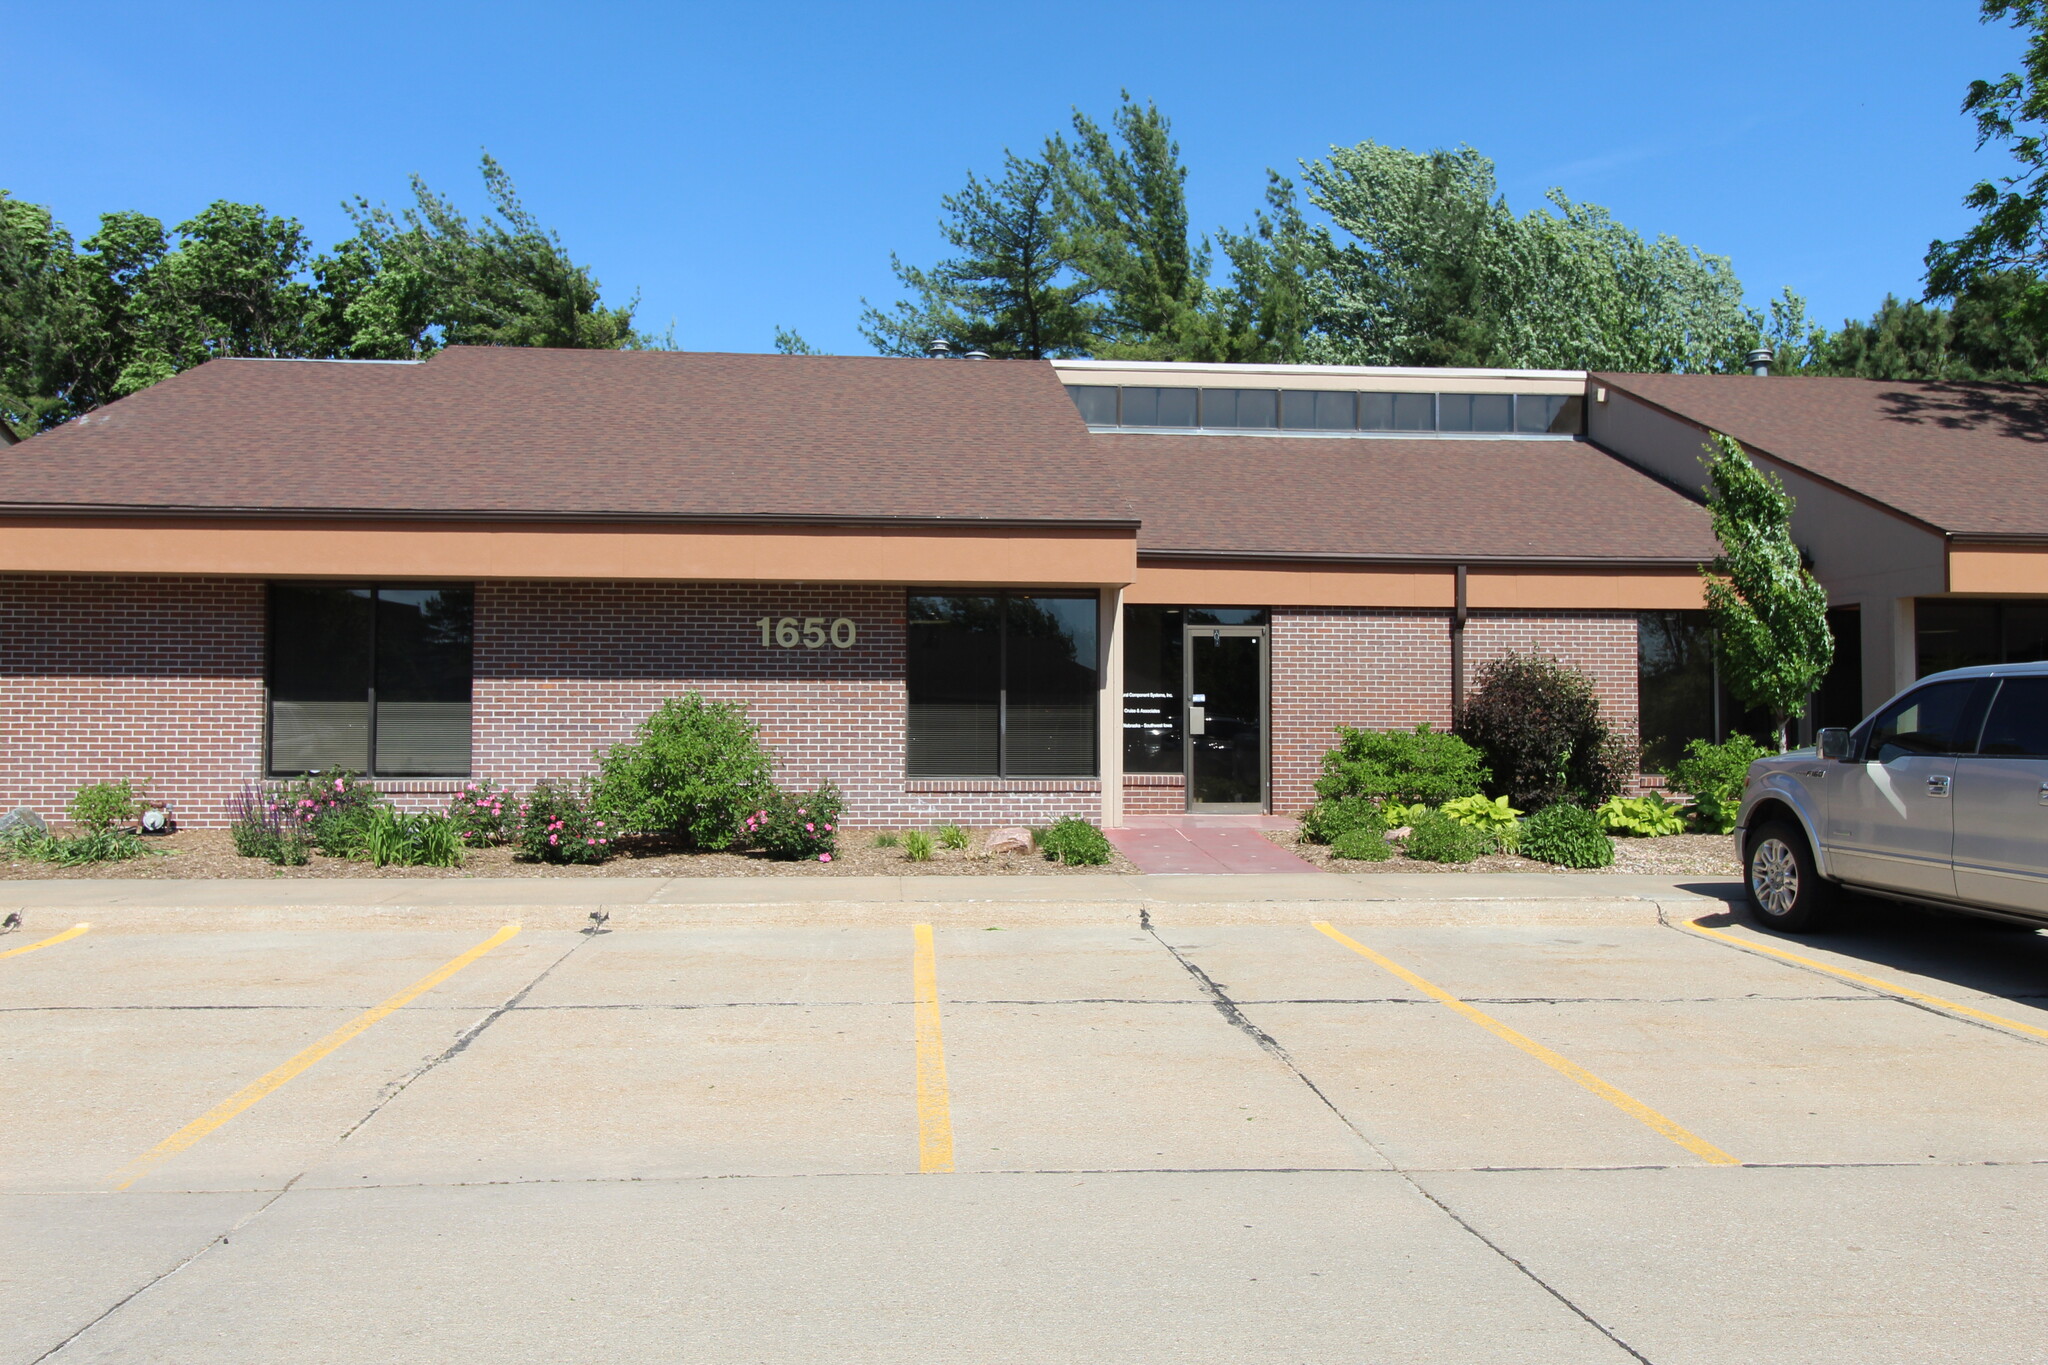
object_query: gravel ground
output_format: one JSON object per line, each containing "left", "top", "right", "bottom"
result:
{"left": 1265, "top": 826, "right": 1742, "bottom": 877}
{"left": 0, "top": 827, "right": 1141, "bottom": 880}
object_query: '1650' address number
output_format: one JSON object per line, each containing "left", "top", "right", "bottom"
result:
{"left": 756, "top": 616, "right": 858, "bottom": 649}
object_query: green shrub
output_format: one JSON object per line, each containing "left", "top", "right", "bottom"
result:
{"left": 514, "top": 780, "right": 615, "bottom": 865}
{"left": 1667, "top": 735, "right": 1770, "bottom": 834}
{"left": 1402, "top": 810, "right": 1492, "bottom": 864}
{"left": 872, "top": 831, "right": 901, "bottom": 848}
{"left": 744, "top": 783, "right": 842, "bottom": 862}
{"left": 1315, "top": 724, "right": 1489, "bottom": 806}
{"left": 67, "top": 780, "right": 140, "bottom": 832}
{"left": 902, "top": 829, "right": 934, "bottom": 862}
{"left": 1330, "top": 827, "right": 1393, "bottom": 862}
{"left": 1037, "top": 816, "right": 1113, "bottom": 866}
{"left": 1298, "top": 795, "right": 1387, "bottom": 845}
{"left": 937, "top": 824, "right": 970, "bottom": 850}
{"left": 1597, "top": 793, "right": 1686, "bottom": 837}
{"left": 1519, "top": 803, "right": 1616, "bottom": 868}
{"left": 229, "top": 784, "right": 312, "bottom": 865}
{"left": 592, "top": 693, "right": 774, "bottom": 850}
{"left": 448, "top": 779, "right": 513, "bottom": 847}
{"left": 1458, "top": 653, "right": 1630, "bottom": 810}
{"left": 1439, "top": 793, "right": 1522, "bottom": 836}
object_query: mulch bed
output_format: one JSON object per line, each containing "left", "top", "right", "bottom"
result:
{"left": 0, "top": 827, "right": 1140, "bottom": 880}
{"left": 1265, "top": 827, "right": 1741, "bottom": 877}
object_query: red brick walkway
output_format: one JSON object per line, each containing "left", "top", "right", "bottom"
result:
{"left": 1105, "top": 819, "right": 1322, "bottom": 874}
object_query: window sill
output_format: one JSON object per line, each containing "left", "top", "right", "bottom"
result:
{"left": 903, "top": 778, "right": 1101, "bottom": 793}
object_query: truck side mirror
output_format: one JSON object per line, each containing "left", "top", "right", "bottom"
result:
{"left": 1818, "top": 728, "right": 1851, "bottom": 760}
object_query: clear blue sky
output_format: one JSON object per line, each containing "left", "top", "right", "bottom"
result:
{"left": 5, "top": 1, "right": 2023, "bottom": 355}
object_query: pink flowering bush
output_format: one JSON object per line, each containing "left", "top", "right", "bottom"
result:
{"left": 742, "top": 782, "right": 843, "bottom": 862}
{"left": 512, "top": 779, "right": 615, "bottom": 865}
{"left": 269, "top": 769, "right": 384, "bottom": 858}
{"left": 448, "top": 779, "right": 513, "bottom": 847}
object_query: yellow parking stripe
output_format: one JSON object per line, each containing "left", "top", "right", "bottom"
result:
{"left": 1313, "top": 921, "right": 1741, "bottom": 1166}
{"left": 0, "top": 922, "right": 89, "bottom": 959}
{"left": 1685, "top": 916, "right": 2048, "bottom": 1044}
{"left": 112, "top": 923, "right": 520, "bottom": 1190}
{"left": 912, "top": 923, "right": 954, "bottom": 1173}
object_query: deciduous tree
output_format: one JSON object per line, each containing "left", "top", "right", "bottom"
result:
{"left": 1699, "top": 433, "right": 1834, "bottom": 751}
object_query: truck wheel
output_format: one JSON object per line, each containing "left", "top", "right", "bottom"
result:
{"left": 1745, "top": 821, "right": 1838, "bottom": 933}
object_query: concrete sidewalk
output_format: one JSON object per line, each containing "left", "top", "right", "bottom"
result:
{"left": 0, "top": 871, "right": 1744, "bottom": 933}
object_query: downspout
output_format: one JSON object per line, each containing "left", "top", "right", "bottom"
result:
{"left": 1451, "top": 564, "right": 1468, "bottom": 727}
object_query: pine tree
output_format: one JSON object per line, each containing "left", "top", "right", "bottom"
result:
{"left": 1698, "top": 433, "right": 1834, "bottom": 750}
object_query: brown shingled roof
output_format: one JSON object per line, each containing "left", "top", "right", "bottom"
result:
{"left": 1097, "top": 433, "right": 1717, "bottom": 562}
{"left": 1599, "top": 372, "right": 2048, "bottom": 537}
{"left": 3, "top": 347, "right": 1131, "bottom": 526}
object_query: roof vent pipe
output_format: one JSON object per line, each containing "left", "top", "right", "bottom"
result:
{"left": 927, "top": 339, "right": 953, "bottom": 358}
{"left": 963, "top": 350, "right": 991, "bottom": 360}
{"left": 1746, "top": 347, "right": 1774, "bottom": 377}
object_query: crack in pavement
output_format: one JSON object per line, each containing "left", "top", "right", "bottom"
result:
{"left": 27, "top": 930, "right": 592, "bottom": 1364}
{"left": 1141, "top": 918, "right": 1657, "bottom": 1365}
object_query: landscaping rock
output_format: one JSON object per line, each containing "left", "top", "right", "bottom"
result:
{"left": 985, "top": 826, "right": 1035, "bottom": 855}
{"left": 0, "top": 808, "right": 47, "bottom": 840}
{"left": 1386, "top": 826, "right": 1412, "bottom": 841}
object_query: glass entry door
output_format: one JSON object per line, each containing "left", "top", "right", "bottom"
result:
{"left": 1184, "top": 625, "right": 1267, "bottom": 811}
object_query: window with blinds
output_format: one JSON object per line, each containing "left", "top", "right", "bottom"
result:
{"left": 906, "top": 592, "right": 1098, "bottom": 778}
{"left": 268, "top": 584, "right": 474, "bottom": 777}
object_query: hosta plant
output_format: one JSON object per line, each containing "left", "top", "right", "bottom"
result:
{"left": 1596, "top": 793, "right": 1686, "bottom": 838}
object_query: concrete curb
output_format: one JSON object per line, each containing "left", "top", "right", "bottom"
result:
{"left": 0, "top": 873, "right": 1745, "bottom": 933}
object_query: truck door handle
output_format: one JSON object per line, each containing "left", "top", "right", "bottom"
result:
{"left": 1927, "top": 775, "right": 1952, "bottom": 798}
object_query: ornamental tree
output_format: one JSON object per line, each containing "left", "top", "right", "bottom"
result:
{"left": 1698, "top": 433, "right": 1833, "bottom": 751}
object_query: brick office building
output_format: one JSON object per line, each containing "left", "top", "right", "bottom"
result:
{"left": 2, "top": 346, "right": 1730, "bottom": 828}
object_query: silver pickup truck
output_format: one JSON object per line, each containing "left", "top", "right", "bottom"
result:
{"left": 1736, "top": 662, "right": 2048, "bottom": 932}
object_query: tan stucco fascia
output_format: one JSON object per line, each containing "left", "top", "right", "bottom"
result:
{"left": 1127, "top": 559, "right": 1704, "bottom": 610}
{"left": 1948, "top": 542, "right": 2048, "bottom": 594}
{"left": 0, "top": 517, "right": 1138, "bottom": 587}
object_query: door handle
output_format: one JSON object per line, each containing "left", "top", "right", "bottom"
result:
{"left": 1927, "top": 774, "right": 1952, "bottom": 798}
{"left": 1189, "top": 706, "right": 1205, "bottom": 737}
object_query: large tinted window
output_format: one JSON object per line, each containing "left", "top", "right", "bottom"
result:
{"left": 1864, "top": 680, "right": 1992, "bottom": 763}
{"left": 1006, "top": 596, "right": 1100, "bottom": 775}
{"left": 1118, "top": 387, "right": 1197, "bottom": 427}
{"left": 1636, "top": 610, "right": 1778, "bottom": 771}
{"left": 1918, "top": 598, "right": 2048, "bottom": 675}
{"left": 1065, "top": 386, "right": 1581, "bottom": 434}
{"left": 907, "top": 595, "right": 1001, "bottom": 777}
{"left": 906, "top": 591, "right": 1098, "bottom": 777}
{"left": 268, "top": 584, "right": 472, "bottom": 777}
{"left": 1281, "top": 390, "right": 1356, "bottom": 430}
{"left": 1067, "top": 385, "right": 1117, "bottom": 425}
{"left": 1516, "top": 394, "right": 1585, "bottom": 433}
{"left": 1201, "top": 389, "right": 1277, "bottom": 429}
{"left": 1123, "top": 605, "right": 1184, "bottom": 773}
{"left": 1440, "top": 393, "right": 1513, "bottom": 432}
{"left": 1977, "top": 678, "right": 2048, "bottom": 757}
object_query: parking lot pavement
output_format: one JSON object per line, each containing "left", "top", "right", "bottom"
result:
{"left": 6, "top": 885, "right": 2048, "bottom": 1364}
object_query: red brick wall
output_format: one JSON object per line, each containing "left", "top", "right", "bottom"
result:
{"left": 1269, "top": 607, "right": 1639, "bottom": 814}
{"left": 471, "top": 581, "right": 1100, "bottom": 828}
{"left": 0, "top": 575, "right": 265, "bottom": 824}
{"left": 0, "top": 578, "right": 1637, "bottom": 829}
